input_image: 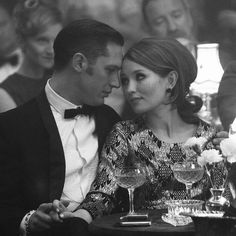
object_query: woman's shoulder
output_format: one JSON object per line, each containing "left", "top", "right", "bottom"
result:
{"left": 113, "top": 117, "right": 144, "bottom": 132}
{"left": 196, "top": 119, "right": 217, "bottom": 139}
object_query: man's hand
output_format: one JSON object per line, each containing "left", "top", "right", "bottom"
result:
{"left": 28, "top": 203, "right": 54, "bottom": 232}
{"left": 28, "top": 200, "right": 69, "bottom": 232}
{"left": 212, "top": 131, "right": 228, "bottom": 150}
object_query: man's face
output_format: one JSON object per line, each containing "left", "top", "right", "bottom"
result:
{"left": 144, "top": 0, "right": 193, "bottom": 40}
{"left": 79, "top": 42, "right": 123, "bottom": 106}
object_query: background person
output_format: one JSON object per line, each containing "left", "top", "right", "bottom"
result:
{"left": 0, "top": 18, "right": 124, "bottom": 236}
{"left": 142, "top": 0, "right": 197, "bottom": 56}
{"left": 217, "top": 61, "right": 236, "bottom": 131}
{"left": 0, "top": 1, "right": 20, "bottom": 83}
{"left": 0, "top": 0, "right": 63, "bottom": 112}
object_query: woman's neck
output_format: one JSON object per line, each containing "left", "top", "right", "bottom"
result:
{"left": 17, "top": 57, "right": 44, "bottom": 79}
{"left": 144, "top": 107, "right": 196, "bottom": 143}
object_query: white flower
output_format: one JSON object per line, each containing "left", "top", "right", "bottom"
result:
{"left": 220, "top": 136, "right": 236, "bottom": 163}
{"left": 200, "top": 149, "right": 223, "bottom": 164}
{"left": 197, "top": 154, "right": 208, "bottom": 167}
{"left": 184, "top": 137, "right": 207, "bottom": 149}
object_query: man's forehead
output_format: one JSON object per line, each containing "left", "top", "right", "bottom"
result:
{"left": 103, "top": 43, "right": 123, "bottom": 64}
{"left": 106, "top": 43, "right": 123, "bottom": 56}
{"left": 147, "top": 0, "right": 185, "bottom": 11}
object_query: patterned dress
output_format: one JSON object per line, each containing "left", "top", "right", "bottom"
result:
{"left": 80, "top": 117, "right": 222, "bottom": 219}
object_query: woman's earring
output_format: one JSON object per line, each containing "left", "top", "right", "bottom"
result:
{"left": 166, "top": 88, "right": 172, "bottom": 93}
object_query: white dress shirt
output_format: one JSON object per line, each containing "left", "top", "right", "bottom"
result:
{"left": 45, "top": 80, "right": 99, "bottom": 211}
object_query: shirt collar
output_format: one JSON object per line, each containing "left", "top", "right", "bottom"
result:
{"left": 45, "top": 79, "right": 81, "bottom": 116}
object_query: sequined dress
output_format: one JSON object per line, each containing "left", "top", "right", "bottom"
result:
{"left": 80, "top": 117, "right": 223, "bottom": 219}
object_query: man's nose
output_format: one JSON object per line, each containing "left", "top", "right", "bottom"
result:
{"left": 110, "top": 72, "right": 121, "bottom": 88}
{"left": 46, "top": 41, "right": 54, "bottom": 54}
{"left": 167, "top": 18, "right": 177, "bottom": 32}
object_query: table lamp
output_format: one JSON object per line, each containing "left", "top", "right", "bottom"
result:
{"left": 191, "top": 43, "right": 224, "bottom": 125}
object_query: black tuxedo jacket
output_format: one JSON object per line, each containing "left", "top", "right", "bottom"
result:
{"left": 0, "top": 91, "right": 121, "bottom": 235}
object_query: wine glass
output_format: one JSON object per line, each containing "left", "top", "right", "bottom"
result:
{"left": 172, "top": 161, "right": 204, "bottom": 199}
{"left": 115, "top": 164, "right": 146, "bottom": 217}
{"left": 229, "top": 123, "right": 236, "bottom": 137}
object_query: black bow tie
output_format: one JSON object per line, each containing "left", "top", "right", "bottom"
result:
{"left": 64, "top": 105, "right": 94, "bottom": 119}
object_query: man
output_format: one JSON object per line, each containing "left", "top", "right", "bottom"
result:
{"left": 142, "top": 0, "right": 194, "bottom": 40}
{"left": 217, "top": 61, "right": 236, "bottom": 131}
{"left": 142, "top": 0, "right": 196, "bottom": 55}
{"left": 0, "top": 19, "right": 124, "bottom": 236}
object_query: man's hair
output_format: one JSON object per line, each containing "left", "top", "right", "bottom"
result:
{"left": 53, "top": 19, "right": 124, "bottom": 71}
{"left": 142, "top": 0, "right": 190, "bottom": 26}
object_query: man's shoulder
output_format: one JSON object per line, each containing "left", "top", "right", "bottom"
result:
{"left": 95, "top": 104, "right": 121, "bottom": 120}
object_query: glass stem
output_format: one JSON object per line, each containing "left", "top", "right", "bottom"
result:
{"left": 128, "top": 188, "right": 135, "bottom": 215}
{"left": 185, "top": 183, "right": 192, "bottom": 199}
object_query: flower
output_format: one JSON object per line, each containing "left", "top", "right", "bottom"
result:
{"left": 220, "top": 135, "right": 236, "bottom": 163}
{"left": 183, "top": 137, "right": 208, "bottom": 158}
{"left": 198, "top": 149, "right": 223, "bottom": 166}
{"left": 184, "top": 137, "right": 207, "bottom": 149}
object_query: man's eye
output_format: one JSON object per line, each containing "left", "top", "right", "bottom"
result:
{"left": 153, "top": 18, "right": 164, "bottom": 26}
{"left": 172, "top": 10, "right": 183, "bottom": 19}
{"left": 121, "top": 76, "right": 129, "bottom": 86}
{"left": 106, "top": 68, "right": 117, "bottom": 75}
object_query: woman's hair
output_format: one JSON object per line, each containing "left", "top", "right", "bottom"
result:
{"left": 13, "top": 0, "right": 63, "bottom": 41}
{"left": 123, "top": 37, "right": 202, "bottom": 124}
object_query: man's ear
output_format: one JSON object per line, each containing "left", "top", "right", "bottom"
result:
{"left": 167, "top": 70, "right": 178, "bottom": 89}
{"left": 72, "top": 53, "right": 88, "bottom": 72}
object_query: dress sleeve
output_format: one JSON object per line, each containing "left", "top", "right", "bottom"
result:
{"left": 200, "top": 122, "right": 231, "bottom": 199}
{"left": 79, "top": 122, "right": 129, "bottom": 219}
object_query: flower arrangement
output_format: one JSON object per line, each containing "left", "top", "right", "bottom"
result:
{"left": 183, "top": 135, "right": 236, "bottom": 189}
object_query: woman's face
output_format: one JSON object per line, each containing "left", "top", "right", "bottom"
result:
{"left": 23, "top": 23, "right": 62, "bottom": 69}
{"left": 121, "top": 59, "right": 169, "bottom": 114}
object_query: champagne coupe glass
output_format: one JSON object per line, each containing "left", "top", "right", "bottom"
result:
{"left": 229, "top": 123, "right": 236, "bottom": 137}
{"left": 172, "top": 161, "right": 204, "bottom": 199}
{"left": 115, "top": 163, "right": 146, "bottom": 216}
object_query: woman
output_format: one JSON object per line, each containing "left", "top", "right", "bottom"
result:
{"left": 66, "top": 38, "right": 228, "bottom": 222}
{"left": 0, "top": 0, "right": 63, "bottom": 112}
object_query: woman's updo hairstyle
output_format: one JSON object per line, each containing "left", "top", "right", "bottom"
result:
{"left": 13, "top": 0, "right": 63, "bottom": 41}
{"left": 123, "top": 37, "right": 202, "bottom": 124}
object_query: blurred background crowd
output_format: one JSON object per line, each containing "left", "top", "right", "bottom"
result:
{"left": 1, "top": 0, "right": 236, "bottom": 129}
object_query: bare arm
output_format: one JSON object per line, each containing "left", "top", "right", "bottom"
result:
{"left": 0, "top": 88, "right": 17, "bottom": 112}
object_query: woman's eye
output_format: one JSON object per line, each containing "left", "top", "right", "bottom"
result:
{"left": 36, "top": 37, "right": 48, "bottom": 44}
{"left": 136, "top": 73, "right": 145, "bottom": 81}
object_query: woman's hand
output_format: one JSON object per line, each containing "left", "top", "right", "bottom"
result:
{"left": 212, "top": 131, "right": 228, "bottom": 150}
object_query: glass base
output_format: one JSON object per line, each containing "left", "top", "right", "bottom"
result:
{"left": 205, "top": 188, "right": 229, "bottom": 212}
{"left": 120, "top": 213, "right": 148, "bottom": 221}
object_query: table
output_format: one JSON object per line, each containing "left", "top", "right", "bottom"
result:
{"left": 89, "top": 210, "right": 195, "bottom": 236}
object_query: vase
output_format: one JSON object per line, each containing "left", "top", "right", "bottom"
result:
{"left": 205, "top": 188, "right": 230, "bottom": 211}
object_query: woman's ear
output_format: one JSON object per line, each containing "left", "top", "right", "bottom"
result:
{"left": 167, "top": 70, "right": 178, "bottom": 89}
{"left": 72, "top": 53, "right": 88, "bottom": 72}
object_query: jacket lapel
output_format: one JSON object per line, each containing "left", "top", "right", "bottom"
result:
{"left": 36, "top": 91, "right": 65, "bottom": 201}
